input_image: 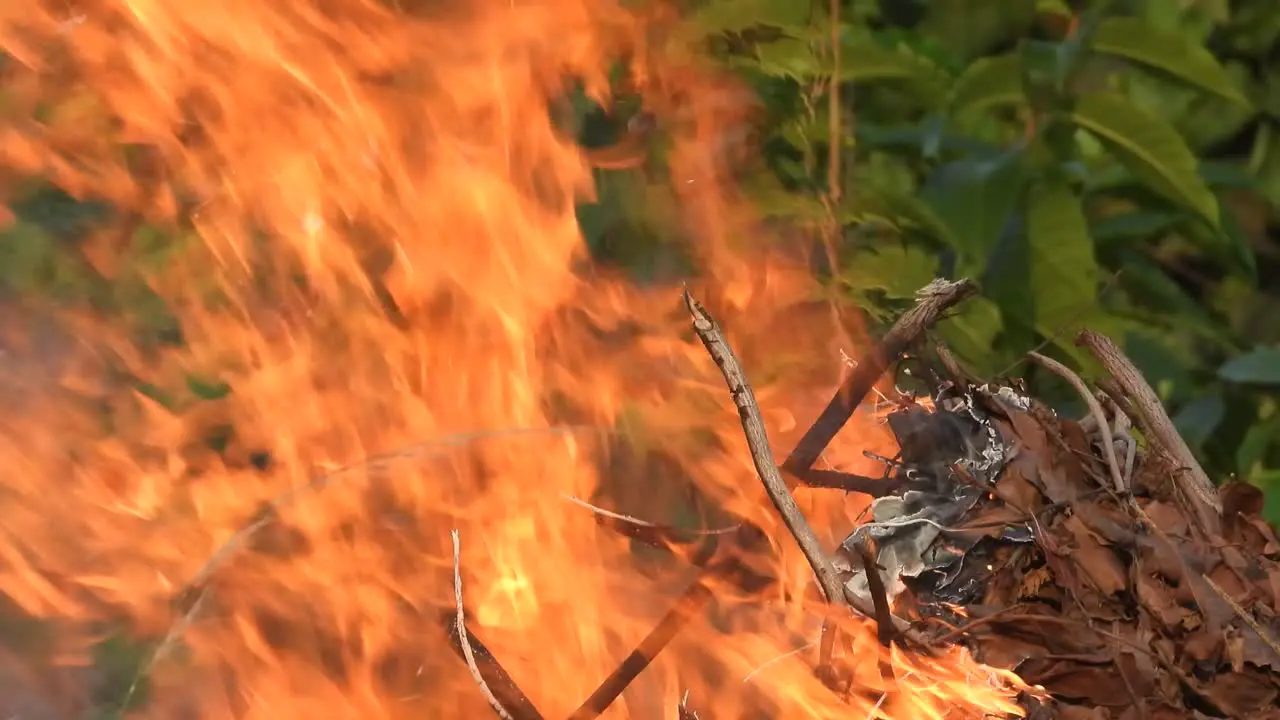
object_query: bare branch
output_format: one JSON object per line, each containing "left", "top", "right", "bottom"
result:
{"left": 1076, "top": 331, "right": 1221, "bottom": 535}
{"left": 784, "top": 278, "right": 977, "bottom": 475}
{"left": 453, "top": 529, "right": 516, "bottom": 720}
{"left": 684, "top": 289, "right": 849, "bottom": 609}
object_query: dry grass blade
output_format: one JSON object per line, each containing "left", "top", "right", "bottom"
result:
{"left": 186, "top": 426, "right": 595, "bottom": 592}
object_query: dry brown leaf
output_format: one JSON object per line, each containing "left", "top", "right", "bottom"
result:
{"left": 1136, "top": 573, "right": 1189, "bottom": 629}
{"left": 1063, "top": 515, "right": 1128, "bottom": 596}
{"left": 1200, "top": 667, "right": 1279, "bottom": 716}
{"left": 1018, "top": 658, "right": 1134, "bottom": 707}
{"left": 1142, "top": 501, "right": 1189, "bottom": 537}
{"left": 1227, "top": 626, "right": 1247, "bottom": 672}
{"left": 994, "top": 464, "right": 1044, "bottom": 513}
{"left": 1019, "top": 566, "right": 1054, "bottom": 600}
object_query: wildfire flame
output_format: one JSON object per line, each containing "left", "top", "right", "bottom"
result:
{"left": 0, "top": 0, "right": 1029, "bottom": 717}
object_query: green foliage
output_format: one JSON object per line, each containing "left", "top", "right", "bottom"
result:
{"left": 1090, "top": 16, "right": 1251, "bottom": 107}
{"left": 1070, "top": 92, "right": 1219, "bottom": 226}
{"left": 646, "top": 0, "right": 1280, "bottom": 519}
{"left": 1219, "top": 347, "right": 1280, "bottom": 385}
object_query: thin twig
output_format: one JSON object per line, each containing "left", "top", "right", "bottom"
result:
{"left": 560, "top": 493, "right": 741, "bottom": 555}
{"left": 439, "top": 611, "right": 545, "bottom": 720}
{"left": 742, "top": 641, "right": 817, "bottom": 684}
{"left": 560, "top": 494, "right": 738, "bottom": 536}
{"left": 933, "top": 341, "right": 981, "bottom": 389}
{"left": 788, "top": 467, "right": 903, "bottom": 496}
{"left": 1027, "top": 352, "right": 1127, "bottom": 494}
{"left": 927, "top": 604, "right": 1032, "bottom": 646}
{"left": 566, "top": 548, "right": 771, "bottom": 720}
{"left": 188, "top": 426, "right": 594, "bottom": 592}
{"left": 1076, "top": 331, "right": 1221, "bottom": 535}
{"left": 784, "top": 278, "right": 977, "bottom": 475}
{"left": 685, "top": 289, "right": 849, "bottom": 610}
{"left": 678, "top": 690, "right": 700, "bottom": 720}
{"left": 1202, "top": 573, "right": 1280, "bottom": 663}
{"left": 453, "top": 529, "right": 515, "bottom": 720}
{"left": 851, "top": 539, "right": 894, "bottom": 647}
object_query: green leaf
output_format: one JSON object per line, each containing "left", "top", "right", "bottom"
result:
{"left": 687, "top": 0, "right": 811, "bottom": 35}
{"left": 1179, "top": 207, "right": 1258, "bottom": 283}
{"left": 1199, "top": 161, "right": 1261, "bottom": 191}
{"left": 1219, "top": 346, "right": 1280, "bottom": 385}
{"left": 1173, "top": 393, "right": 1226, "bottom": 450}
{"left": 1025, "top": 176, "right": 1100, "bottom": 336}
{"left": 1089, "top": 211, "right": 1181, "bottom": 245}
{"left": 936, "top": 296, "right": 1005, "bottom": 375}
{"left": 1124, "top": 329, "right": 1195, "bottom": 404}
{"left": 845, "top": 189, "right": 958, "bottom": 248}
{"left": 1091, "top": 17, "right": 1252, "bottom": 107}
{"left": 1115, "top": 250, "right": 1231, "bottom": 345}
{"left": 838, "top": 37, "right": 946, "bottom": 93}
{"left": 840, "top": 243, "right": 939, "bottom": 300}
{"left": 1252, "top": 469, "right": 1280, "bottom": 527}
{"left": 1069, "top": 92, "right": 1219, "bottom": 227}
{"left": 1035, "top": 0, "right": 1072, "bottom": 14}
{"left": 1239, "top": 407, "right": 1280, "bottom": 474}
{"left": 920, "top": 149, "right": 1028, "bottom": 270}
{"left": 949, "top": 52, "right": 1026, "bottom": 114}
{"left": 1238, "top": 414, "right": 1280, "bottom": 475}
{"left": 753, "top": 38, "right": 822, "bottom": 80}
{"left": 186, "top": 375, "right": 232, "bottom": 401}
{"left": 750, "top": 34, "right": 945, "bottom": 95}
{"left": 1020, "top": 39, "right": 1081, "bottom": 104}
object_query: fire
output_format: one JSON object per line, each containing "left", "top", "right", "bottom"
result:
{"left": 0, "top": 0, "right": 1028, "bottom": 717}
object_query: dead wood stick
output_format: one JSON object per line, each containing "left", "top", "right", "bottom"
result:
{"left": 567, "top": 564, "right": 718, "bottom": 720}
{"left": 684, "top": 289, "right": 849, "bottom": 609}
{"left": 934, "top": 341, "right": 982, "bottom": 390}
{"left": 851, "top": 540, "right": 895, "bottom": 647}
{"left": 789, "top": 467, "right": 904, "bottom": 496}
{"left": 452, "top": 529, "right": 518, "bottom": 720}
{"left": 1076, "top": 331, "right": 1221, "bottom": 535}
{"left": 568, "top": 532, "right": 774, "bottom": 720}
{"left": 441, "top": 614, "right": 545, "bottom": 720}
{"left": 784, "top": 278, "right": 977, "bottom": 475}
{"left": 684, "top": 291, "right": 919, "bottom": 644}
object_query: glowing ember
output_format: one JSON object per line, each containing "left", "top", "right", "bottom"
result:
{"left": 0, "top": 0, "right": 1029, "bottom": 717}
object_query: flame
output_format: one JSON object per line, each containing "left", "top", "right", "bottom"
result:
{"left": 0, "top": 0, "right": 1029, "bottom": 717}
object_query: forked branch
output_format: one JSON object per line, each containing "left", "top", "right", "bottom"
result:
{"left": 783, "top": 278, "right": 977, "bottom": 476}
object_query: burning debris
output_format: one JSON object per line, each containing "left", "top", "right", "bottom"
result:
{"left": 460, "top": 278, "right": 1280, "bottom": 720}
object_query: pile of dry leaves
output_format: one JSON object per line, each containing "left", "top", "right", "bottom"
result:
{"left": 800, "top": 281, "right": 1280, "bottom": 719}
{"left": 861, "top": 373, "right": 1280, "bottom": 718}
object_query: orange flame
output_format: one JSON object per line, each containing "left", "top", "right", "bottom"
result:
{"left": 0, "top": 0, "right": 1029, "bottom": 717}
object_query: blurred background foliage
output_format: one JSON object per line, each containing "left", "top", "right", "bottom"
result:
{"left": 578, "top": 0, "right": 1280, "bottom": 521}
{"left": 5, "top": 0, "right": 1280, "bottom": 523}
